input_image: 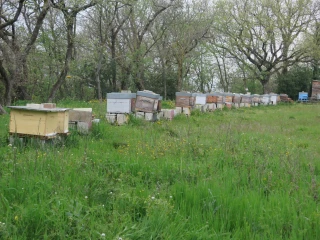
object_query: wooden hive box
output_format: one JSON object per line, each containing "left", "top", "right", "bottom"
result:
{"left": 107, "top": 93, "right": 136, "bottom": 113}
{"left": 69, "top": 108, "right": 93, "bottom": 129}
{"left": 280, "top": 94, "right": 289, "bottom": 102}
{"left": 8, "top": 106, "right": 69, "bottom": 137}
{"left": 206, "top": 93, "right": 218, "bottom": 103}
{"left": 193, "top": 93, "right": 207, "bottom": 105}
{"left": 135, "top": 90, "right": 160, "bottom": 113}
{"left": 215, "top": 93, "right": 224, "bottom": 104}
{"left": 224, "top": 93, "right": 234, "bottom": 103}
{"left": 157, "top": 96, "right": 163, "bottom": 112}
{"left": 252, "top": 94, "right": 261, "bottom": 103}
{"left": 241, "top": 94, "right": 252, "bottom": 104}
{"left": 175, "top": 92, "right": 194, "bottom": 108}
{"left": 233, "top": 94, "right": 241, "bottom": 103}
{"left": 311, "top": 80, "right": 320, "bottom": 99}
{"left": 261, "top": 94, "right": 270, "bottom": 105}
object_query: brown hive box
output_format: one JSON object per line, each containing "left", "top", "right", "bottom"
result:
{"left": 224, "top": 93, "right": 234, "bottom": 103}
{"left": 206, "top": 95, "right": 218, "bottom": 103}
{"left": 311, "top": 80, "right": 320, "bottom": 99}
{"left": 176, "top": 92, "right": 194, "bottom": 107}
{"left": 233, "top": 94, "right": 241, "bottom": 103}
{"left": 8, "top": 106, "right": 69, "bottom": 137}
{"left": 135, "top": 91, "right": 160, "bottom": 113}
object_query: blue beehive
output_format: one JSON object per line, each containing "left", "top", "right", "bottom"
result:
{"left": 298, "top": 92, "right": 308, "bottom": 102}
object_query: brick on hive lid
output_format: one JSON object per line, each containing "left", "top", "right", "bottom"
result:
{"left": 42, "top": 103, "right": 56, "bottom": 109}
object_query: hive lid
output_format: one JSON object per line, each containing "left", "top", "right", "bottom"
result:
{"left": 107, "top": 92, "right": 136, "bottom": 99}
{"left": 192, "top": 93, "right": 206, "bottom": 97}
{"left": 176, "top": 92, "right": 193, "bottom": 97}
{"left": 137, "top": 90, "right": 160, "bottom": 99}
{"left": 8, "top": 106, "right": 70, "bottom": 112}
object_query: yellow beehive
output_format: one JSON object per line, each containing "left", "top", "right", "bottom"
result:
{"left": 9, "top": 106, "right": 69, "bottom": 137}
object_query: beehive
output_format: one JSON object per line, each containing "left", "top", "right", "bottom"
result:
{"left": 233, "top": 94, "right": 241, "bottom": 103}
{"left": 176, "top": 92, "right": 194, "bottom": 108}
{"left": 241, "top": 94, "right": 251, "bottom": 104}
{"left": 280, "top": 94, "right": 289, "bottom": 102}
{"left": 261, "top": 94, "right": 270, "bottom": 105}
{"left": 158, "top": 96, "right": 163, "bottom": 112}
{"left": 135, "top": 91, "right": 160, "bottom": 113}
{"left": 311, "top": 80, "right": 320, "bottom": 99}
{"left": 224, "top": 93, "right": 234, "bottom": 103}
{"left": 206, "top": 93, "right": 218, "bottom": 103}
{"left": 107, "top": 93, "right": 136, "bottom": 113}
{"left": 8, "top": 106, "right": 69, "bottom": 137}
{"left": 252, "top": 94, "right": 261, "bottom": 104}
{"left": 269, "top": 93, "right": 278, "bottom": 105}
{"left": 216, "top": 92, "right": 224, "bottom": 104}
{"left": 298, "top": 92, "right": 308, "bottom": 102}
{"left": 193, "top": 93, "right": 207, "bottom": 105}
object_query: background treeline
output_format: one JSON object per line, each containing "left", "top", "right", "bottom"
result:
{"left": 1, "top": 0, "right": 320, "bottom": 106}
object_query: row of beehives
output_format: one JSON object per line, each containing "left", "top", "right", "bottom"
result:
{"left": 8, "top": 103, "right": 94, "bottom": 141}
{"left": 106, "top": 90, "right": 162, "bottom": 124}
{"left": 175, "top": 92, "right": 283, "bottom": 108}
{"left": 105, "top": 91, "right": 290, "bottom": 125}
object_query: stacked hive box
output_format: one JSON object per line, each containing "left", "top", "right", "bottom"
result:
{"left": 8, "top": 104, "right": 69, "bottom": 140}
{"left": 269, "top": 93, "right": 278, "bottom": 105}
{"left": 261, "top": 94, "right": 270, "bottom": 105}
{"left": 224, "top": 93, "right": 234, "bottom": 109}
{"left": 135, "top": 90, "right": 160, "bottom": 121}
{"left": 241, "top": 94, "right": 252, "bottom": 107}
{"left": 175, "top": 92, "right": 194, "bottom": 115}
{"left": 69, "top": 108, "right": 92, "bottom": 133}
{"left": 280, "top": 94, "right": 289, "bottom": 102}
{"left": 252, "top": 94, "right": 261, "bottom": 106}
{"left": 193, "top": 93, "right": 207, "bottom": 112}
{"left": 216, "top": 93, "right": 225, "bottom": 109}
{"left": 233, "top": 94, "right": 241, "bottom": 108}
{"left": 206, "top": 93, "right": 218, "bottom": 111}
{"left": 311, "top": 80, "right": 320, "bottom": 100}
{"left": 106, "top": 92, "right": 136, "bottom": 125}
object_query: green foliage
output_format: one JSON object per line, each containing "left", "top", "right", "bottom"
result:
{"left": 277, "top": 66, "right": 313, "bottom": 100}
{"left": 1, "top": 102, "right": 320, "bottom": 239}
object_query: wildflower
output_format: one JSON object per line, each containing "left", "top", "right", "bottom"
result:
{"left": 14, "top": 216, "right": 19, "bottom": 221}
{"left": 8, "top": 144, "right": 12, "bottom": 147}
{"left": 169, "top": 196, "right": 173, "bottom": 199}
{"left": 151, "top": 196, "right": 155, "bottom": 200}
{"left": 85, "top": 196, "right": 88, "bottom": 199}
{"left": 101, "top": 233, "right": 105, "bottom": 238}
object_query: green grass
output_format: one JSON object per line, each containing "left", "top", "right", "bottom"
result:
{"left": 1, "top": 102, "right": 320, "bottom": 239}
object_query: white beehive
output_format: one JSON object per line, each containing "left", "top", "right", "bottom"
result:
{"left": 107, "top": 93, "right": 136, "bottom": 113}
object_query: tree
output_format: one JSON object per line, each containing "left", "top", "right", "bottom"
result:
{"left": 47, "top": 0, "right": 96, "bottom": 102}
{"left": 0, "top": 0, "right": 49, "bottom": 105}
{"left": 214, "top": 0, "right": 315, "bottom": 93}
{"left": 277, "top": 66, "right": 312, "bottom": 100}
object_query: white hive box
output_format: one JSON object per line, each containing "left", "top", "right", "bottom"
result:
{"left": 107, "top": 92, "right": 136, "bottom": 113}
{"left": 193, "top": 93, "right": 207, "bottom": 105}
{"left": 269, "top": 93, "right": 278, "bottom": 105}
{"left": 8, "top": 106, "right": 69, "bottom": 137}
{"left": 261, "top": 94, "right": 270, "bottom": 105}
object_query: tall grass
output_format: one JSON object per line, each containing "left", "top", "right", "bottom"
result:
{"left": 1, "top": 103, "right": 320, "bottom": 239}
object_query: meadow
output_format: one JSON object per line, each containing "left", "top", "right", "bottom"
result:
{"left": 1, "top": 101, "right": 320, "bottom": 239}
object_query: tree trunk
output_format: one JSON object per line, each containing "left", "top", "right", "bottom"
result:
{"left": 0, "top": 59, "right": 13, "bottom": 105}
{"left": 111, "top": 33, "right": 117, "bottom": 91}
{"left": 95, "top": 50, "right": 103, "bottom": 102}
{"left": 47, "top": 15, "right": 74, "bottom": 102}
{"left": 0, "top": 104, "right": 7, "bottom": 114}
{"left": 177, "top": 58, "right": 183, "bottom": 91}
